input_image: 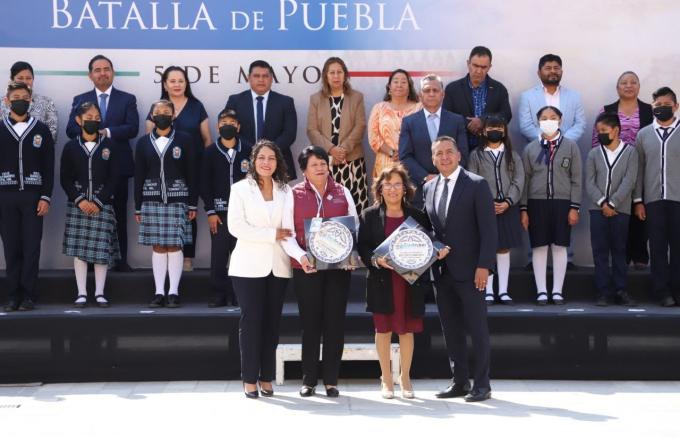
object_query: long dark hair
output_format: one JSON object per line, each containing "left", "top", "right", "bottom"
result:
{"left": 478, "top": 114, "right": 515, "bottom": 173}
{"left": 248, "top": 139, "right": 290, "bottom": 188}
{"left": 160, "top": 66, "right": 196, "bottom": 100}
{"left": 383, "top": 69, "right": 418, "bottom": 103}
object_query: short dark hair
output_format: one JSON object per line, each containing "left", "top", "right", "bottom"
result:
{"left": 298, "top": 146, "right": 330, "bottom": 171}
{"left": 372, "top": 164, "right": 416, "bottom": 206}
{"left": 150, "top": 99, "right": 174, "bottom": 115}
{"left": 248, "top": 60, "right": 273, "bottom": 76}
{"left": 431, "top": 135, "right": 459, "bottom": 153}
{"left": 10, "top": 61, "right": 34, "bottom": 80}
{"left": 469, "top": 46, "right": 492, "bottom": 62}
{"left": 6, "top": 81, "right": 32, "bottom": 97}
{"left": 217, "top": 109, "right": 239, "bottom": 123}
{"left": 480, "top": 113, "right": 515, "bottom": 172}
{"left": 383, "top": 69, "right": 418, "bottom": 103}
{"left": 595, "top": 112, "right": 621, "bottom": 130}
{"left": 536, "top": 105, "right": 563, "bottom": 120}
{"left": 160, "top": 66, "right": 195, "bottom": 100}
{"left": 538, "top": 54, "right": 562, "bottom": 70}
{"left": 88, "top": 54, "right": 114, "bottom": 72}
{"left": 652, "top": 86, "right": 677, "bottom": 104}
{"left": 76, "top": 101, "right": 101, "bottom": 118}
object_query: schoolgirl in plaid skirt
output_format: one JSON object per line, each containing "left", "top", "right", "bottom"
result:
{"left": 134, "top": 100, "right": 198, "bottom": 308}
{"left": 60, "top": 102, "right": 120, "bottom": 308}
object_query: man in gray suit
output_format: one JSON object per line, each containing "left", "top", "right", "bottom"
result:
{"left": 424, "top": 136, "right": 497, "bottom": 402}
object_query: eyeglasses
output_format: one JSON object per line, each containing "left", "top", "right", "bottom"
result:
{"left": 382, "top": 183, "right": 404, "bottom": 190}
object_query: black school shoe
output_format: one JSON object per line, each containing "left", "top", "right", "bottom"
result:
{"left": 166, "top": 294, "right": 181, "bottom": 308}
{"left": 149, "top": 294, "right": 165, "bottom": 308}
{"left": 18, "top": 299, "right": 35, "bottom": 311}
{"left": 3, "top": 300, "right": 20, "bottom": 312}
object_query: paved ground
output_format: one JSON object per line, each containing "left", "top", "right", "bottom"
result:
{"left": 1, "top": 379, "right": 678, "bottom": 436}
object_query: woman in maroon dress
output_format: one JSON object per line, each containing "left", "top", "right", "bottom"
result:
{"left": 358, "top": 164, "right": 449, "bottom": 399}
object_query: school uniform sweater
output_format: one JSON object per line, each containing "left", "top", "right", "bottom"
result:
{"left": 585, "top": 141, "right": 638, "bottom": 214}
{"left": 467, "top": 146, "right": 525, "bottom": 205}
{"left": 0, "top": 115, "right": 54, "bottom": 202}
{"left": 60, "top": 136, "right": 120, "bottom": 208}
{"left": 200, "top": 137, "right": 252, "bottom": 216}
{"left": 634, "top": 119, "right": 680, "bottom": 205}
{"left": 520, "top": 134, "right": 582, "bottom": 210}
{"left": 134, "top": 129, "right": 198, "bottom": 213}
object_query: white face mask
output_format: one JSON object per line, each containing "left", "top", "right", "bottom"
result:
{"left": 539, "top": 119, "right": 560, "bottom": 136}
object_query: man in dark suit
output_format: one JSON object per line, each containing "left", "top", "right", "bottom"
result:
{"left": 66, "top": 55, "right": 139, "bottom": 272}
{"left": 399, "top": 74, "right": 468, "bottom": 207}
{"left": 424, "top": 136, "right": 497, "bottom": 402}
{"left": 442, "top": 46, "right": 512, "bottom": 152}
{"left": 224, "top": 60, "right": 298, "bottom": 179}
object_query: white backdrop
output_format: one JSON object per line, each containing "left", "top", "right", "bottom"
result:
{"left": 1, "top": 0, "right": 679, "bottom": 268}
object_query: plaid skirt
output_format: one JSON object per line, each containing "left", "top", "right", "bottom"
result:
{"left": 62, "top": 202, "right": 121, "bottom": 266}
{"left": 138, "top": 201, "right": 193, "bottom": 247}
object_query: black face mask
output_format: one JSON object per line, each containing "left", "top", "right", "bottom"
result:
{"left": 10, "top": 99, "right": 30, "bottom": 117}
{"left": 82, "top": 120, "right": 100, "bottom": 135}
{"left": 653, "top": 105, "right": 675, "bottom": 122}
{"left": 598, "top": 133, "right": 613, "bottom": 146}
{"left": 485, "top": 130, "right": 505, "bottom": 143}
{"left": 219, "top": 125, "right": 237, "bottom": 140}
{"left": 153, "top": 114, "right": 173, "bottom": 130}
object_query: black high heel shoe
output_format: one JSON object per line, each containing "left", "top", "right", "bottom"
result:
{"left": 299, "top": 385, "right": 316, "bottom": 397}
{"left": 259, "top": 383, "right": 274, "bottom": 397}
{"left": 325, "top": 386, "right": 339, "bottom": 398}
{"left": 244, "top": 383, "right": 259, "bottom": 399}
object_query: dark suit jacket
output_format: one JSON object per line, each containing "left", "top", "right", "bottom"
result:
{"left": 225, "top": 90, "right": 298, "bottom": 179}
{"left": 603, "top": 99, "right": 653, "bottom": 128}
{"left": 424, "top": 169, "right": 497, "bottom": 282}
{"left": 442, "top": 74, "right": 512, "bottom": 150}
{"left": 66, "top": 87, "right": 139, "bottom": 177}
{"left": 358, "top": 204, "right": 433, "bottom": 317}
{"left": 399, "top": 108, "right": 469, "bottom": 186}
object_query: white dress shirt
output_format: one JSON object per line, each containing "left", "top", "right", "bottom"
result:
{"left": 83, "top": 141, "right": 97, "bottom": 153}
{"left": 484, "top": 143, "right": 505, "bottom": 158}
{"left": 11, "top": 120, "right": 30, "bottom": 137}
{"left": 434, "top": 166, "right": 462, "bottom": 214}
{"left": 251, "top": 90, "right": 270, "bottom": 138}
{"left": 543, "top": 85, "right": 561, "bottom": 109}
{"left": 154, "top": 136, "right": 170, "bottom": 154}
{"left": 603, "top": 140, "right": 625, "bottom": 164}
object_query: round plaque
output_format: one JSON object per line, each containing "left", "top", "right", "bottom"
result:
{"left": 309, "top": 220, "right": 354, "bottom": 264}
{"left": 388, "top": 228, "right": 434, "bottom": 270}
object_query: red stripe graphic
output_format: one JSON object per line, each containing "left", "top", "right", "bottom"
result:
{"left": 349, "top": 70, "right": 456, "bottom": 78}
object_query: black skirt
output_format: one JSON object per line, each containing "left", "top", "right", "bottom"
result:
{"left": 496, "top": 205, "right": 523, "bottom": 249}
{"left": 527, "top": 199, "right": 572, "bottom": 248}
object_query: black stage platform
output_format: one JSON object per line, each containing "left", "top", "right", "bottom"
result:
{"left": 1, "top": 268, "right": 679, "bottom": 383}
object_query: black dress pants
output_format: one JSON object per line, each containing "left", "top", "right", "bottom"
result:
{"left": 210, "top": 212, "right": 236, "bottom": 299}
{"left": 112, "top": 177, "right": 129, "bottom": 263}
{"left": 435, "top": 269, "right": 491, "bottom": 389}
{"left": 0, "top": 191, "right": 44, "bottom": 302}
{"left": 231, "top": 274, "right": 288, "bottom": 384}
{"left": 293, "top": 269, "right": 350, "bottom": 387}
{"left": 627, "top": 203, "right": 649, "bottom": 264}
{"left": 646, "top": 200, "right": 680, "bottom": 299}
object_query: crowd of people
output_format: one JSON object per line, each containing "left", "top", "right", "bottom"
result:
{"left": 1, "top": 46, "right": 679, "bottom": 401}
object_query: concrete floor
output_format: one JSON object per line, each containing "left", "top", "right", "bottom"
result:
{"left": 1, "top": 379, "right": 679, "bottom": 436}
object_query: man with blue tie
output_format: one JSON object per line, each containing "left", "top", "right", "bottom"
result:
{"left": 399, "top": 74, "right": 468, "bottom": 208}
{"left": 224, "top": 60, "right": 298, "bottom": 179}
{"left": 66, "top": 55, "right": 139, "bottom": 272}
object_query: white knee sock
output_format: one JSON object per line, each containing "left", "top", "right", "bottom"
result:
{"left": 532, "top": 245, "right": 549, "bottom": 297}
{"left": 74, "top": 257, "right": 88, "bottom": 296}
{"left": 485, "top": 274, "right": 494, "bottom": 296}
{"left": 497, "top": 252, "right": 511, "bottom": 295}
{"left": 551, "top": 245, "right": 568, "bottom": 295}
{"left": 167, "top": 251, "right": 184, "bottom": 295}
{"left": 152, "top": 252, "right": 168, "bottom": 295}
{"left": 94, "top": 264, "right": 108, "bottom": 296}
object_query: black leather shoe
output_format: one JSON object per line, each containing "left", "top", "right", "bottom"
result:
{"left": 114, "top": 262, "right": 134, "bottom": 273}
{"left": 566, "top": 262, "right": 578, "bottom": 271}
{"left": 149, "top": 294, "right": 165, "bottom": 308}
{"left": 18, "top": 299, "right": 35, "bottom": 311}
{"left": 595, "top": 296, "right": 609, "bottom": 307}
{"left": 208, "top": 295, "right": 227, "bottom": 308}
{"left": 615, "top": 290, "right": 636, "bottom": 306}
{"left": 299, "top": 385, "right": 316, "bottom": 397}
{"left": 325, "top": 386, "right": 339, "bottom": 398}
{"left": 228, "top": 294, "right": 239, "bottom": 307}
{"left": 661, "top": 296, "right": 676, "bottom": 307}
{"left": 244, "top": 389, "right": 259, "bottom": 399}
{"left": 465, "top": 387, "right": 491, "bottom": 402}
{"left": 166, "top": 294, "right": 180, "bottom": 308}
{"left": 3, "top": 300, "right": 19, "bottom": 312}
{"left": 435, "top": 382, "right": 471, "bottom": 398}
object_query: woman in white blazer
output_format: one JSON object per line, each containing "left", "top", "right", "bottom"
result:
{"left": 228, "top": 139, "right": 293, "bottom": 399}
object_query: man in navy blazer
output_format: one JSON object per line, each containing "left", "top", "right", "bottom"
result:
{"left": 66, "top": 55, "right": 139, "bottom": 271}
{"left": 442, "top": 46, "right": 512, "bottom": 151}
{"left": 399, "top": 74, "right": 468, "bottom": 207}
{"left": 224, "top": 60, "right": 297, "bottom": 179}
{"left": 424, "top": 136, "right": 496, "bottom": 402}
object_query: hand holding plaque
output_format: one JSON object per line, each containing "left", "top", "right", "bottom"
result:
{"left": 304, "top": 215, "right": 364, "bottom": 270}
{"left": 372, "top": 216, "right": 444, "bottom": 284}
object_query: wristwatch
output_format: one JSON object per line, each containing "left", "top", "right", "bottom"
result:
{"left": 388, "top": 149, "right": 395, "bottom": 158}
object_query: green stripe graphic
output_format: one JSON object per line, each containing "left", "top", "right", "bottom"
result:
{"left": 35, "top": 70, "right": 140, "bottom": 77}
